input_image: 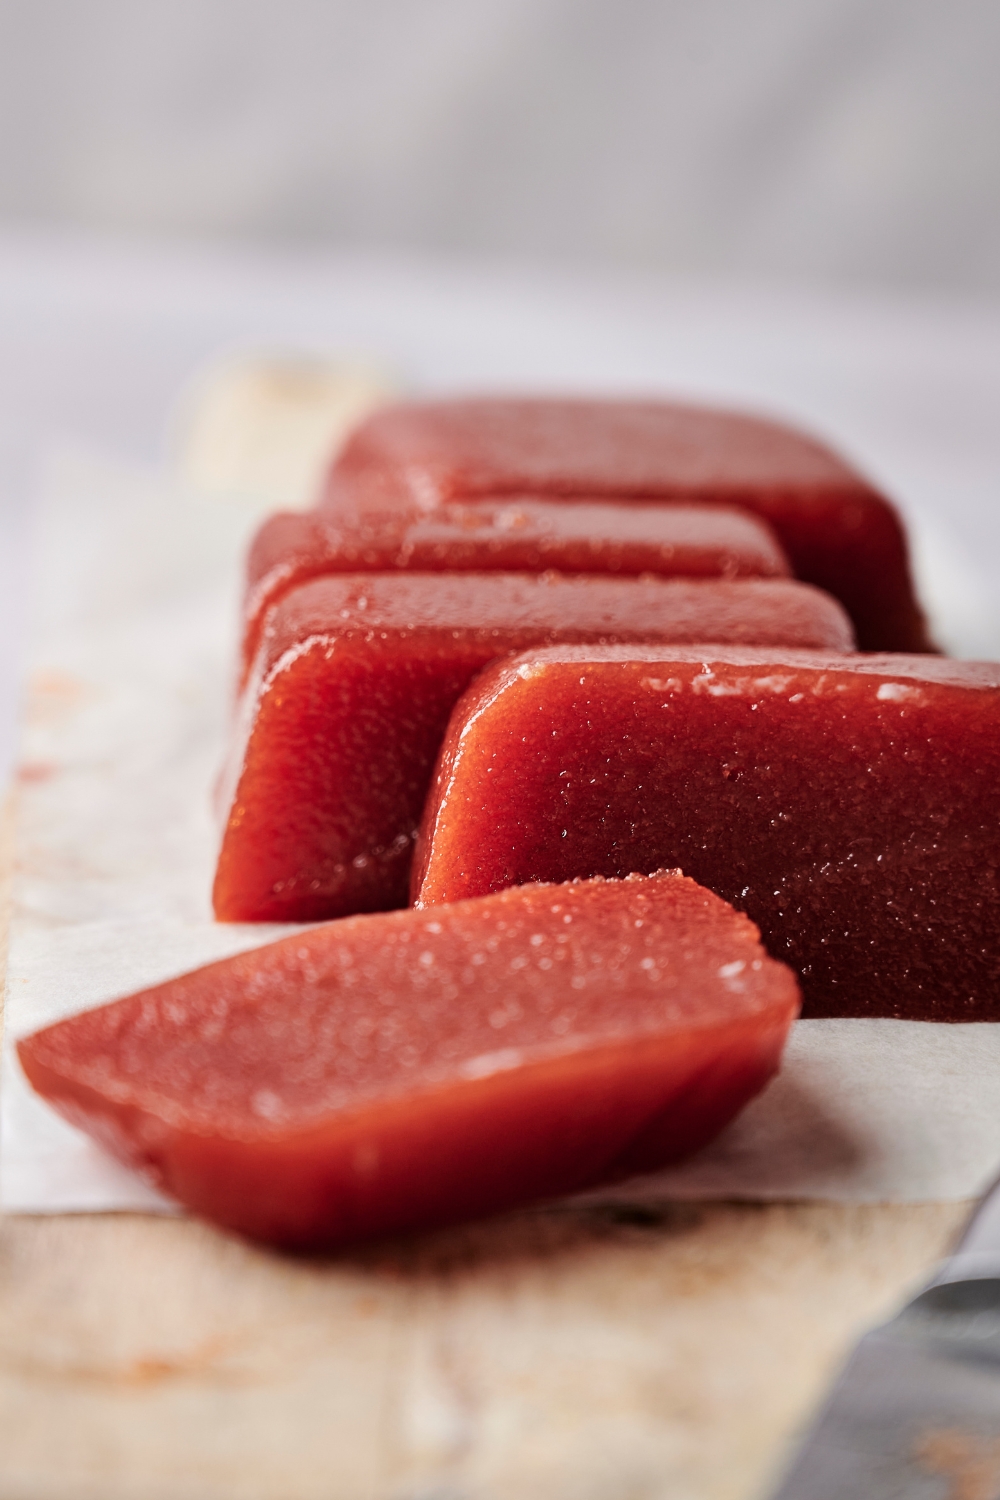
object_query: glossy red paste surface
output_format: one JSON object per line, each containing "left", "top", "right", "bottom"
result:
{"left": 414, "top": 647, "right": 1000, "bottom": 1020}
{"left": 215, "top": 573, "right": 853, "bottom": 923}
{"left": 18, "top": 873, "right": 799, "bottom": 1248}
{"left": 241, "top": 499, "right": 789, "bottom": 685}
{"left": 328, "top": 398, "right": 931, "bottom": 652}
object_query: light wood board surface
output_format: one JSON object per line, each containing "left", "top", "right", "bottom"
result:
{"left": 0, "top": 1199, "right": 970, "bottom": 1500}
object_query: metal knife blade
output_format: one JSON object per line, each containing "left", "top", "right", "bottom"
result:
{"left": 769, "top": 1181, "right": 1000, "bottom": 1499}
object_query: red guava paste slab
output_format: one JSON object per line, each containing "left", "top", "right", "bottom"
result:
{"left": 326, "top": 398, "right": 931, "bottom": 652}
{"left": 413, "top": 646, "right": 1000, "bottom": 1021}
{"left": 240, "top": 498, "right": 789, "bottom": 687}
{"left": 214, "top": 573, "right": 854, "bottom": 923}
{"left": 18, "top": 873, "right": 800, "bottom": 1248}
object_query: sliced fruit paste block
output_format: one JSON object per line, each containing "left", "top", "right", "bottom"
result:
{"left": 18, "top": 873, "right": 800, "bottom": 1249}
{"left": 413, "top": 647, "right": 1000, "bottom": 1021}
{"left": 326, "top": 397, "right": 931, "bottom": 651}
{"left": 241, "top": 498, "right": 790, "bottom": 685}
{"left": 215, "top": 572, "right": 854, "bottom": 923}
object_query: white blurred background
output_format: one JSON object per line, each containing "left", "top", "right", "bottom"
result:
{"left": 0, "top": 0, "right": 998, "bottom": 776}
{"left": 0, "top": 0, "right": 997, "bottom": 291}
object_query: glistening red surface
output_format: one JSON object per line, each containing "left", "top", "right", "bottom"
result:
{"left": 18, "top": 874, "right": 800, "bottom": 1248}
{"left": 240, "top": 498, "right": 790, "bottom": 685}
{"left": 215, "top": 573, "right": 854, "bottom": 922}
{"left": 413, "top": 647, "right": 1000, "bottom": 1020}
{"left": 327, "top": 398, "right": 931, "bottom": 652}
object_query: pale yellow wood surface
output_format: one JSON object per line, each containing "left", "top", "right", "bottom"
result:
{"left": 0, "top": 1199, "right": 969, "bottom": 1500}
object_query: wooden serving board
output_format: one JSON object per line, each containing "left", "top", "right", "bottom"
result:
{"left": 0, "top": 805, "right": 971, "bottom": 1500}
{"left": 0, "top": 1197, "right": 968, "bottom": 1500}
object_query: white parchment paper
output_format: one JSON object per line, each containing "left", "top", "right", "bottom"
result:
{"left": 3, "top": 447, "right": 999, "bottom": 1211}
